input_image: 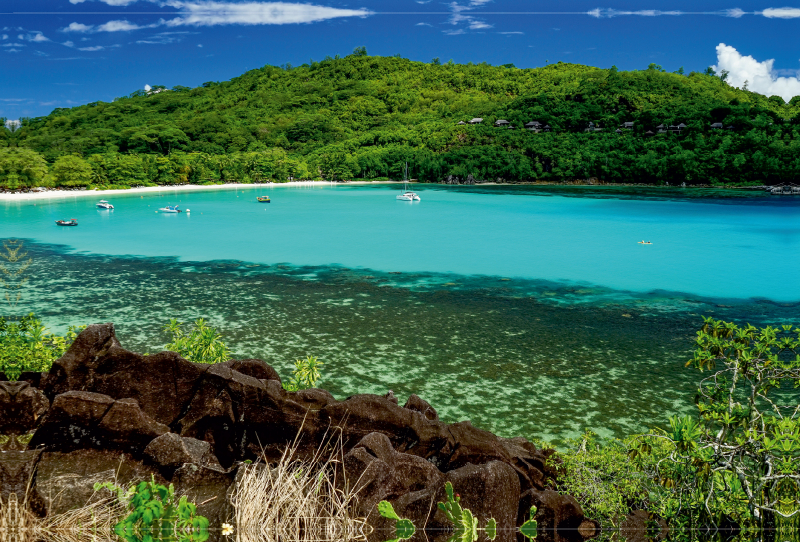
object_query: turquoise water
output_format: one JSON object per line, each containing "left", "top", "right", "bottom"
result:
{"left": 2, "top": 184, "right": 799, "bottom": 445}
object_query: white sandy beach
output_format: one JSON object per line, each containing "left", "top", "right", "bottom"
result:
{"left": 0, "top": 180, "right": 400, "bottom": 202}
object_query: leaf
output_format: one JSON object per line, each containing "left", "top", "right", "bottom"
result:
{"left": 396, "top": 518, "right": 416, "bottom": 539}
{"left": 485, "top": 518, "right": 497, "bottom": 540}
{"left": 378, "top": 500, "right": 401, "bottom": 520}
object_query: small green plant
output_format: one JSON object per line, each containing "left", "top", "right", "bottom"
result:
{"left": 437, "top": 481, "right": 498, "bottom": 542}
{"left": 0, "top": 313, "right": 83, "bottom": 380}
{"left": 519, "top": 506, "right": 538, "bottom": 540}
{"left": 378, "top": 500, "right": 415, "bottom": 542}
{"left": 95, "top": 477, "right": 209, "bottom": 542}
{"left": 283, "top": 355, "right": 323, "bottom": 391}
{"left": 163, "top": 318, "right": 230, "bottom": 364}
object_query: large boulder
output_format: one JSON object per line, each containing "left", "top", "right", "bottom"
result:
{"left": 144, "top": 432, "right": 222, "bottom": 475}
{"left": 436, "top": 461, "right": 521, "bottom": 542}
{"left": 40, "top": 323, "right": 121, "bottom": 397}
{"left": 344, "top": 432, "right": 445, "bottom": 534}
{"left": 0, "top": 380, "right": 49, "bottom": 435}
{"left": 33, "top": 449, "right": 166, "bottom": 516}
{"left": 28, "top": 391, "right": 168, "bottom": 454}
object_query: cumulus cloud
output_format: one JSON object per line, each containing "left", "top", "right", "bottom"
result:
{"left": 761, "top": 7, "right": 800, "bottom": 17}
{"left": 28, "top": 33, "right": 50, "bottom": 42}
{"left": 69, "top": 0, "right": 141, "bottom": 5}
{"left": 96, "top": 20, "right": 151, "bottom": 31}
{"left": 162, "top": 1, "right": 372, "bottom": 27}
{"left": 713, "top": 43, "right": 800, "bottom": 102}
{"left": 62, "top": 22, "right": 94, "bottom": 32}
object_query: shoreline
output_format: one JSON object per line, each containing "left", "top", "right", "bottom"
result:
{"left": 0, "top": 179, "right": 758, "bottom": 202}
{"left": 0, "top": 180, "right": 394, "bottom": 202}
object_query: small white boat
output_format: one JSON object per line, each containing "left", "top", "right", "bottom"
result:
{"left": 396, "top": 163, "right": 420, "bottom": 201}
{"left": 96, "top": 200, "right": 114, "bottom": 209}
{"left": 158, "top": 205, "right": 182, "bottom": 213}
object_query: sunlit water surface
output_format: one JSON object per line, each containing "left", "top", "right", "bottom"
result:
{"left": 2, "top": 184, "right": 798, "bottom": 445}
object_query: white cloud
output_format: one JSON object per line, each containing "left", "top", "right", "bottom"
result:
{"left": 713, "top": 43, "right": 800, "bottom": 102}
{"left": 2, "top": 43, "right": 25, "bottom": 47}
{"left": 5, "top": 48, "right": 21, "bottom": 53}
{"left": 762, "top": 7, "right": 800, "bottom": 17}
{"left": 69, "top": 0, "right": 141, "bottom": 5}
{"left": 1, "top": 34, "right": 7, "bottom": 39}
{"left": 498, "top": 31, "right": 522, "bottom": 34}
{"left": 64, "top": 41, "right": 75, "bottom": 47}
{"left": 588, "top": 8, "right": 683, "bottom": 17}
{"left": 28, "top": 33, "right": 50, "bottom": 42}
{"left": 468, "top": 20, "right": 492, "bottom": 29}
{"left": 416, "top": 22, "right": 432, "bottom": 26}
{"left": 144, "top": 84, "right": 152, "bottom": 91}
{"left": 197, "top": 43, "right": 203, "bottom": 47}
{"left": 162, "top": 1, "right": 371, "bottom": 27}
{"left": 96, "top": 20, "right": 150, "bottom": 32}
{"left": 62, "top": 22, "right": 94, "bottom": 32}
{"left": 78, "top": 45, "right": 106, "bottom": 51}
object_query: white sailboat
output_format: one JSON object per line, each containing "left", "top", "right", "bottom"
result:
{"left": 396, "top": 163, "right": 420, "bottom": 201}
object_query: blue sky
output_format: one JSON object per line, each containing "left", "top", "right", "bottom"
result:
{"left": 2, "top": 0, "right": 800, "bottom": 119}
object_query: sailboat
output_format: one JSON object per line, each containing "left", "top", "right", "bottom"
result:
{"left": 396, "top": 163, "right": 420, "bottom": 201}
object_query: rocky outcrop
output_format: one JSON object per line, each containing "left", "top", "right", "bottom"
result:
{"left": 0, "top": 324, "right": 594, "bottom": 539}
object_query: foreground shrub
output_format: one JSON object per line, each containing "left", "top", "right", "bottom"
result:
{"left": 163, "top": 318, "right": 230, "bottom": 364}
{"left": 0, "top": 313, "right": 82, "bottom": 380}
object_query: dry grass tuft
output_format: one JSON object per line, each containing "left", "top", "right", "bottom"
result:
{"left": 1, "top": 478, "right": 126, "bottom": 542}
{"left": 231, "top": 427, "right": 370, "bottom": 542}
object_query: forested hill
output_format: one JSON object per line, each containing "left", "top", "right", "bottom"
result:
{"left": 3, "top": 54, "right": 800, "bottom": 187}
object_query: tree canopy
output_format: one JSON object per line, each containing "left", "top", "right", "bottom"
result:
{"left": 4, "top": 55, "right": 799, "bottom": 187}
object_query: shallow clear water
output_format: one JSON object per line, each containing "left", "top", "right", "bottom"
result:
{"left": 2, "top": 184, "right": 798, "bottom": 445}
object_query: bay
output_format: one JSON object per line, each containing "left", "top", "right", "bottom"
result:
{"left": 2, "top": 184, "right": 798, "bottom": 445}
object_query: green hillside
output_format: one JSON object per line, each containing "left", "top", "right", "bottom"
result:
{"left": 2, "top": 52, "right": 799, "bottom": 188}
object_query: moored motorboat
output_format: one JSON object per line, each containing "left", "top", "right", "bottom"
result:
{"left": 257, "top": 196, "right": 271, "bottom": 203}
{"left": 158, "top": 205, "right": 182, "bottom": 213}
{"left": 56, "top": 219, "right": 78, "bottom": 226}
{"left": 96, "top": 200, "right": 114, "bottom": 209}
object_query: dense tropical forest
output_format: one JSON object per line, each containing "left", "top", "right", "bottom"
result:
{"left": 2, "top": 49, "right": 799, "bottom": 189}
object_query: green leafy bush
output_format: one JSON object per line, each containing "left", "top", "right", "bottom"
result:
{"left": 283, "top": 355, "right": 324, "bottom": 392}
{"left": 0, "top": 313, "right": 82, "bottom": 380}
{"left": 163, "top": 318, "right": 230, "bottom": 364}
{"left": 95, "top": 477, "right": 209, "bottom": 542}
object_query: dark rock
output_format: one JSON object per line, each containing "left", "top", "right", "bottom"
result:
{"left": 291, "top": 387, "right": 337, "bottom": 410}
{"left": 0, "top": 449, "right": 44, "bottom": 513}
{"left": 144, "top": 432, "right": 222, "bottom": 475}
{"left": 0, "top": 381, "right": 49, "bottom": 435}
{"left": 172, "top": 463, "right": 235, "bottom": 526}
{"left": 34, "top": 449, "right": 166, "bottom": 516}
{"left": 437, "top": 461, "right": 520, "bottom": 541}
{"left": 221, "top": 359, "right": 281, "bottom": 383}
{"left": 403, "top": 394, "right": 438, "bottom": 421}
{"left": 82, "top": 349, "right": 209, "bottom": 427}
{"left": 28, "top": 391, "right": 168, "bottom": 454}
{"left": 41, "top": 323, "right": 121, "bottom": 398}
{"left": 620, "top": 510, "right": 667, "bottom": 542}
{"left": 344, "top": 432, "right": 445, "bottom": 532}
{"left": 520, "top": 488, "right": 585, "bottom": 533}
{"left": 320, "top": 394, "right": 450, "bottom": 457}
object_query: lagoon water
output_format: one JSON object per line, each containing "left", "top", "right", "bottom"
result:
{"left": 2, "top": 184, "right": 799, "bottom": 445}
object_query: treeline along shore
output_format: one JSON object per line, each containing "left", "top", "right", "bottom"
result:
{"left": 2, "top": 51, "right": 799, "bottom": 189}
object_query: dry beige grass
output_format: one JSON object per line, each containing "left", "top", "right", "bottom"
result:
{"left": 230, "top": 427, "right": 370, "bottom": 542}
{"left": 1, "top": 469, "right": 126, "bottom": 542}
